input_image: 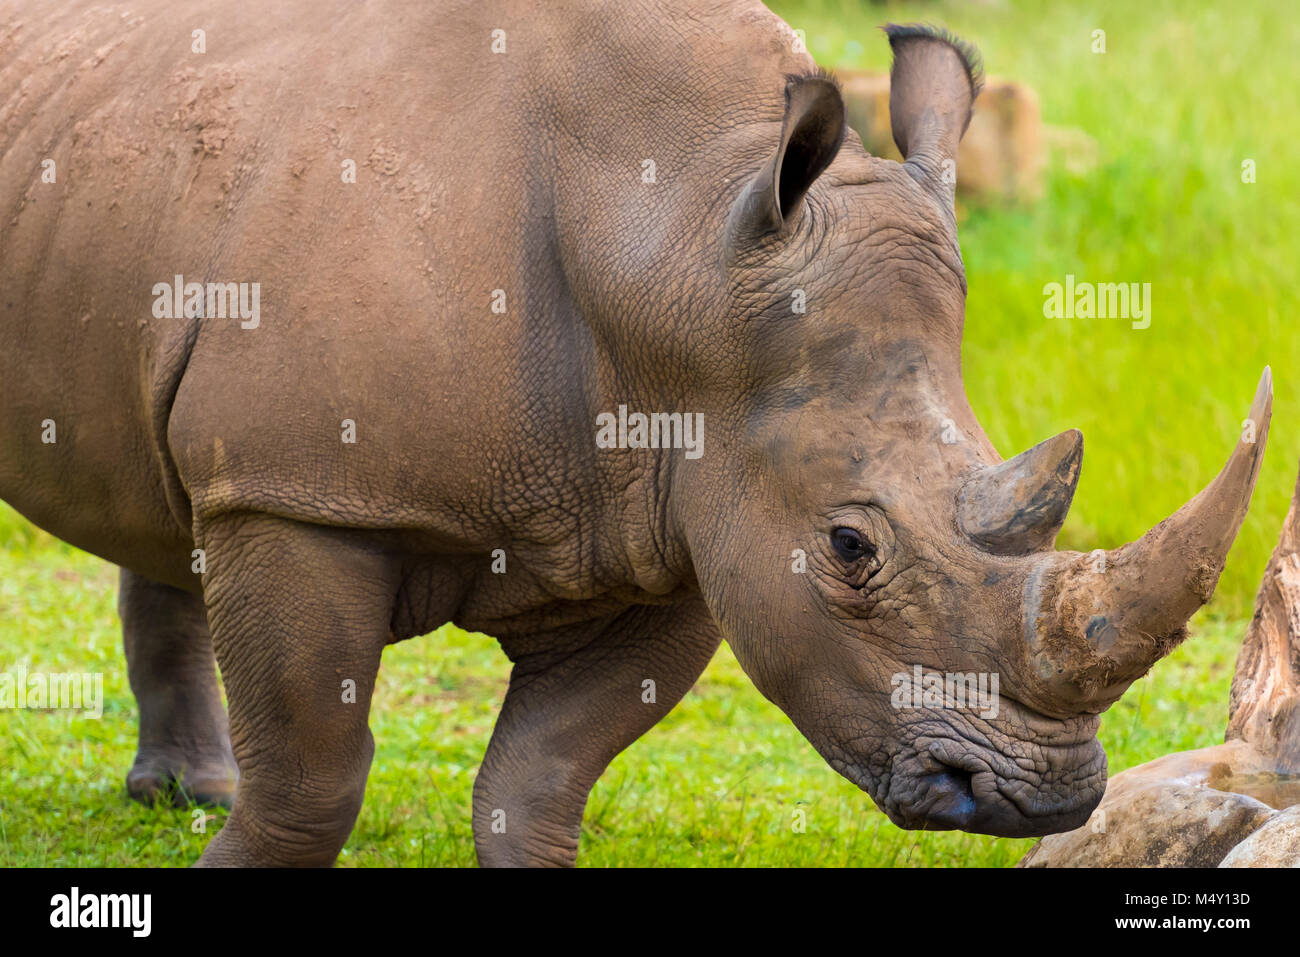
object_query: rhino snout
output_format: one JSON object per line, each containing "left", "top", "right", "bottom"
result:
{"left": 832, "top": 703, "right": 1107, "bottom": 838}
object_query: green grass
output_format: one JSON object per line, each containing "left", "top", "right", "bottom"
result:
{"left": 2, "top": 0, "right": 1296, "bottom": 865}
{"left": 0, "top": 504, "right": 1253, "bottom": 866}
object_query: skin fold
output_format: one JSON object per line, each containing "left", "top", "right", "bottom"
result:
{"left": 0, "top": 1, "right": 1271, "bottom": 866}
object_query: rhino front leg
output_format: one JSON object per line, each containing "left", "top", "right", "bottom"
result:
{"left": 474, "top": 600, "right": 721, "bottom": 867}
{"left": 119, "top": 567, "right": 236, "bottom": 807}
{"left": 193, "top": 515, "right": 399, "bottom": 867}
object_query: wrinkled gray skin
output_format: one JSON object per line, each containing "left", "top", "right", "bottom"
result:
{"left": 0, "top": 0, "right": 1270, "bottom": 866}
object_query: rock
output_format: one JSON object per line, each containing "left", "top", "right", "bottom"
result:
{"left": 838, "top": 72, "right": 893, "bottom": 156}
{"left": 1042, "top": 125, "right": 1099, "bottom": 177}
{"left": 1019, "top": 781, "right": 1276, "bottom": 867}
{"left": 837, "top": 70, "right": 1043, "bottom": 203}
{"left": 1220, "top": 806, "right": 1300, "bottom": 867}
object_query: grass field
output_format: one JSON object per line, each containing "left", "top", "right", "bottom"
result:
{"left": 2, "top": 0, "right": 1298, "bottom": 866}
{"left": 0, "top": 509, "right": 1249, "bottom": 866}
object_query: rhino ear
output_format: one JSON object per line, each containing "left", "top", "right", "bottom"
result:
{"left": 728, "top": 72, "right": 846, "bottom": 242}
{"left": 885, "top": 23, "right": 983, "bottom": 196}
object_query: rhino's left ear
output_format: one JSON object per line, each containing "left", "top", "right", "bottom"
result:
{"left": 885, "top": 23, "right": 983, "bottom": 197}
{"left": 728, "top": 72, "right": 846, "bottom": 243}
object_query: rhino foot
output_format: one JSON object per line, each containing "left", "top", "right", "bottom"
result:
{"left": 127, "top": 751, "right": 237, "bottom": 808}
{"left": 119, "top": 567, "right": 236, "bottom": 809}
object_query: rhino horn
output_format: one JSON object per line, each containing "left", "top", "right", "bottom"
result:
{"left": 1026, "top": 368, "right": 1272, "bottom": 710}
{"left": 960, "top": 429, "right": 1083, "bottom": 554}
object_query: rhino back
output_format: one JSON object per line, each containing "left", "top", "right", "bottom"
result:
{"left": 0, "top": 0, "right": 814, "bottom": 627}
{"left": 0, "top": 2, "right": 540, "bottom": 576}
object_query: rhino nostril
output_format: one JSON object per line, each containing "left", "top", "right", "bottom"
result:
{"left": 916, "top": 767, "right": 978, "bottom": 830}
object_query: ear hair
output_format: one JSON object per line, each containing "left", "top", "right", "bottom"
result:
{"left": 883, "top": 23, "right": 983, "bottom": 198}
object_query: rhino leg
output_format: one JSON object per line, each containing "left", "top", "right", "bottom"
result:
{"left": 193, "top": 515, "right": 399, "bottom": 867}
{"left": 474, "top": 600, "right": 721, "bottom": 867}
{"left": 119, "top": 567, "right": 236, "bottom": 808}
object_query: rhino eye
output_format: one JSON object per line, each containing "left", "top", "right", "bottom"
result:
{"left": 831, "top": 527, "right": 874, "bottom": 563}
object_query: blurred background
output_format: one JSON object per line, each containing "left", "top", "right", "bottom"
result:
{"left": 2, "top": 0, "right": 1298, "bottom": 865}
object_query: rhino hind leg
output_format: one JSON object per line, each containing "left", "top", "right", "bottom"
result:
{"left": 119, "top": 567, "right": 237, "bottom": 808}
{"left": 473, "top": 600, "right": 722, "bottom": 867}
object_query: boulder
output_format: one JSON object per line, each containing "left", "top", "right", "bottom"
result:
{"left": 1220, "top": 806, "right": 1300, "bottom": 867}
{"left": 1019, "top": 767, "right": 1276, "bottom": 868}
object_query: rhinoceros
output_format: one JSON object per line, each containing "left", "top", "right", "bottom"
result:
{"left": 0, "top": 0, "right": 1272, "bottom": 866}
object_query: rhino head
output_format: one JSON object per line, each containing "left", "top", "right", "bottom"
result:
{"left": 676, "top": 25, "right": 1271, "bottom": 837}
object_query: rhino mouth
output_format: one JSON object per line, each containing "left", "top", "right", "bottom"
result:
{"left": 885, "top": 742, "right": 1105, "bottom": 837}
{"left": 836, "top": 697, "right": 1107, "bottom": 838}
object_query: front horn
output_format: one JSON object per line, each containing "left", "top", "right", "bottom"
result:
{"left": 1026, "top": 368, "right": 1273, "bottom": 711}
